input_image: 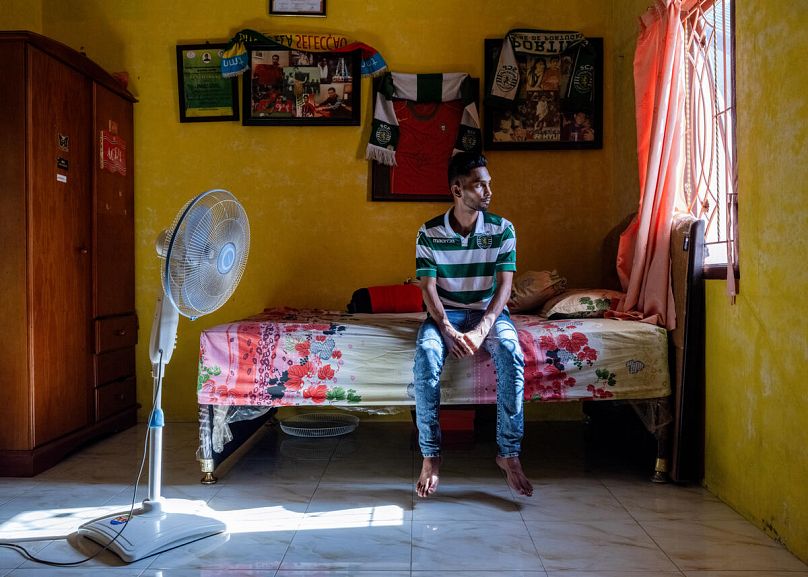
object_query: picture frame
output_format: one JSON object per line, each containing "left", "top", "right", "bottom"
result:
{"left": 371, "top": 77, "right": 480, "bottom": 202}
{"left": 483, "top": 37, "right": 603, "bottom": 150}
{"left": 269, "top": 0, "right": 326, "bottom": 17}
{"left": 176, "top": 44, "right": 239, "bottom": 123}
{"left": 242, "top": 47, "right": 360, "bottom": 126}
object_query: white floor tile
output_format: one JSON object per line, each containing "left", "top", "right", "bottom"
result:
{"left": 413, "top": 486, "right": 520, "bottom": 521}
{"left": 146, "top": 529, "right": 292, "bottom": 571}
{"left": 0, "top": 481, "right": 38, "bottom": 507}
{"left": 277, "top": 571, "right": 409, "bottom": 577}
{"left": 684, "top": 570, "right": 808, "bottom": 577}
{"left": 273, "top": 436, "right": 341, "bottom": 462}
{"left": 603, "top": 477, "right": 745, "bottom": 521}
{"left": 547, "top": 571, "right": 684, "bottom": 577}
{"left": 525, "top": 519, "right": 680, "bottom": 572}
{"left": 515, "top": 479, "right": 635, "bottom": 522}
{"left": 5, "top": 569, "right": 144, "bottom": 576}
{"left": 641, "top": 518, "right": 808, "bottom": 571}
{"left": 138, "top": 570, "right": 276, "bottom": 577}
{"left": 221, "top": 455, "right": 329, "bottom": 485}
{"left": 320, "top": 455, "right": 413, "bottom": 484}
{"left": 307, "top": 481, "right": 413, "bottom": 520}
{"left": 208, "top": 482, "right": 316, "bottom": 520}
{"left": 15, "top": 534, "right": 153, "bottom": 570}
{"left": 0, "top": 488, "right": 135, "bottom": 542}
{"left": 0, "top": 541, "right": 48, "bottom": 570}
{"left": 281, "top": 522, "right": 412, "bottom": 571}
{"left": 413, "top": 572, "right": 546, "bottom": 577}
{"left": 411, "top": 520, "right": 543, "bottom": 571}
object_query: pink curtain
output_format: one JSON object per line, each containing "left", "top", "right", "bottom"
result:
{"left": 614, "top": 0, "right": 686, "bottom": 330}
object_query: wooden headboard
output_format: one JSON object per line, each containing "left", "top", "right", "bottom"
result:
{"left": 600, "top": 213, "right": 705, "bottom": 482}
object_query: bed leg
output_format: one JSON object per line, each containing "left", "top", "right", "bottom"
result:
{"left": 651, "top": 430, "right": 670, "bottom": 483}
{"left": 652, "top": 457, "right": 668, "bottom": 483}
{"left": 200, "top": 458, "right": 218, "bottom": 485}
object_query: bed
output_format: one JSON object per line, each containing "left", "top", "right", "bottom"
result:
{"left": 196, "top": 214, "right": 704, "bottom": 484}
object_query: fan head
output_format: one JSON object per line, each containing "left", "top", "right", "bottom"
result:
{"left": 157, "top": 189, "right": 250, "bottom": 319}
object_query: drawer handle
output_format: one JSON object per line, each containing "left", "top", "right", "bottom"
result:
{"left": 118, "top": 394, "right": 126, "bottom": 401}
{"left": 115, "top": 329, "right": 127, "bottom": 336}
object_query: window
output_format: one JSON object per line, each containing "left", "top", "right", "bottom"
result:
{"left": 682, "top": 0, "right": 737, "bottom": 281}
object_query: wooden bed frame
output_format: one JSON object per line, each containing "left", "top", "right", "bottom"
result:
{"left": 195, "top": 214, "right": 705, "bottom": 484}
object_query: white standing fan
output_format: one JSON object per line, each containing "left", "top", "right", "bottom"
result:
{"left": 78, "top": 189, "right": 250, "bottom": 562}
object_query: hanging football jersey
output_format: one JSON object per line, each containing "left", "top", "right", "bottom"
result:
{"left": 389, "top": 99, "right": 464, "bottom": 198}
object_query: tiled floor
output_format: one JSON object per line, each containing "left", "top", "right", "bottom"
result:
{"left": 0, "top": 419, "right": 805, "bottom": 576}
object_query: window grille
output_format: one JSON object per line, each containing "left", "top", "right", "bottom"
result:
{"left": 682, "top": 0, "right": 738, "bottom": 285}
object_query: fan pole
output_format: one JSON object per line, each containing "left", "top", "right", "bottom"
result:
{"left": 144, "top": 292, "right": 178, "bottom": 507}
{"left": 146, "top": 367, "right": 164, "bottom": 505}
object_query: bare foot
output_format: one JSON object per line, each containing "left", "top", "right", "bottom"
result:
{"left": 416, "top": 456, "right": 442, "bottom": 498}
{"left": 496, "top": 455, "right": 533, "bottom": 497}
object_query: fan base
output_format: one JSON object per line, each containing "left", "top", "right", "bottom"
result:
{"left": 77, "top": 498, "right": 226, "bottom": 563}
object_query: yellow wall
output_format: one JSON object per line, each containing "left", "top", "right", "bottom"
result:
{"left": 21, "top": 0, "right": 621, "bottom": 423}
{"left": 701, "top": 0, "right": 808, "bottom": 562}
{"left": 0, "top": 0, "right": 42, "bottom": 32}
{"left": 608, "top": 0, "right": 645, "bottom": 218}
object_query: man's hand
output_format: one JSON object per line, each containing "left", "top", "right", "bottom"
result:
{"left": 440, "top": 324, "right": 475, "bottom": 359}
{"left": 460, "top": 271, "right": 513, "bottom": 354}
{"left": 462, "top": 318, "right": 493, "bottom": 353}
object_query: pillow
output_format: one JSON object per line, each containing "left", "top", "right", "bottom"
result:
{"left": 347, "top": 284, "right": 423, "bottom": 313}
{"left": 507, "top": 270, "right": 567, "bottom": 313}
{"left": 540, "top": 289, "right": 625, "bottom": 319}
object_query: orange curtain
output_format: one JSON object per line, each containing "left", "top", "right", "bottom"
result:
{"left": 615, "top": 0, "right": 686, "bottom": 330}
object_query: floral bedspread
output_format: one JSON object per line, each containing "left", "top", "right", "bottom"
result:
{"left": 197, "top": 308, "right": 670, "bottom": 407}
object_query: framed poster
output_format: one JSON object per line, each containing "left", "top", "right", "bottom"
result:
{"left": 483, "top": 37, "right": 603, "bottom": 150}
{"left": 242, "top": 47, "right": 360, "bottom": 126}
{"left": 371, "top": 77, "right": 480, "bottom": 202}
{"left": 269, "top": 0, "right": 326, "bottom": 17}
{"left": 176, "top": 44, "right": 239, "bottom": 122}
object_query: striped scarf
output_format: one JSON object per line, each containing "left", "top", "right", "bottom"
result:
{"left": 487, "top": 28, "right": 595, "bottom": 112}
{"left": 366, "top": 72, "right": 481, "bottom": 167}
{"left": 220, "top": 29, "right": 387, "bottom": 79}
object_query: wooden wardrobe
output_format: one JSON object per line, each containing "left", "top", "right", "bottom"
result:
{"left": 0, "top": 31, "right": 138, "bottom": 476}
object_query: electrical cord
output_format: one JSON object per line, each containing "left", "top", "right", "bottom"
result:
{"left": 0, "top": 352, "right": 165, "bottom": 565}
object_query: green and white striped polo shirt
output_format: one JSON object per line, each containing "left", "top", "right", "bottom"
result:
{"left": 415, "top": 209, "right": 517, "bottom": 310}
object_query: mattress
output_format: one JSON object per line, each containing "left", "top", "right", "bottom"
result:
{"left": 197, "top": 308, "right": 670, "bottom": 407}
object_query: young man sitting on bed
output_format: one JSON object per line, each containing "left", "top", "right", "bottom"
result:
{"left": 412, "top": 152, "right": 533, "bottom": 498}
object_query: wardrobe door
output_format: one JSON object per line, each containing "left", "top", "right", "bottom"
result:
{"left": 0, "top": 41, "right": 30, "bottom": 451}
{"left": 28, "top": 47, "right": 93, "bottom": 445}
{"left": 93, "top": 83, "right": 135, "bottom": 318}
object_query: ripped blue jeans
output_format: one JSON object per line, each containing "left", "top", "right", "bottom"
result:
{"left": 412, "top": 309, "right": 525, "bottom": 458}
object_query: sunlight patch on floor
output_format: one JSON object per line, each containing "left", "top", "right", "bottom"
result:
{"left": 0, "top": 502, "right": 406, "bottom": 541}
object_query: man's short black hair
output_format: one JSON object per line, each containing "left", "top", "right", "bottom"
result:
{"left": 448, "top": 152, "right": 487, "bottom": 185}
